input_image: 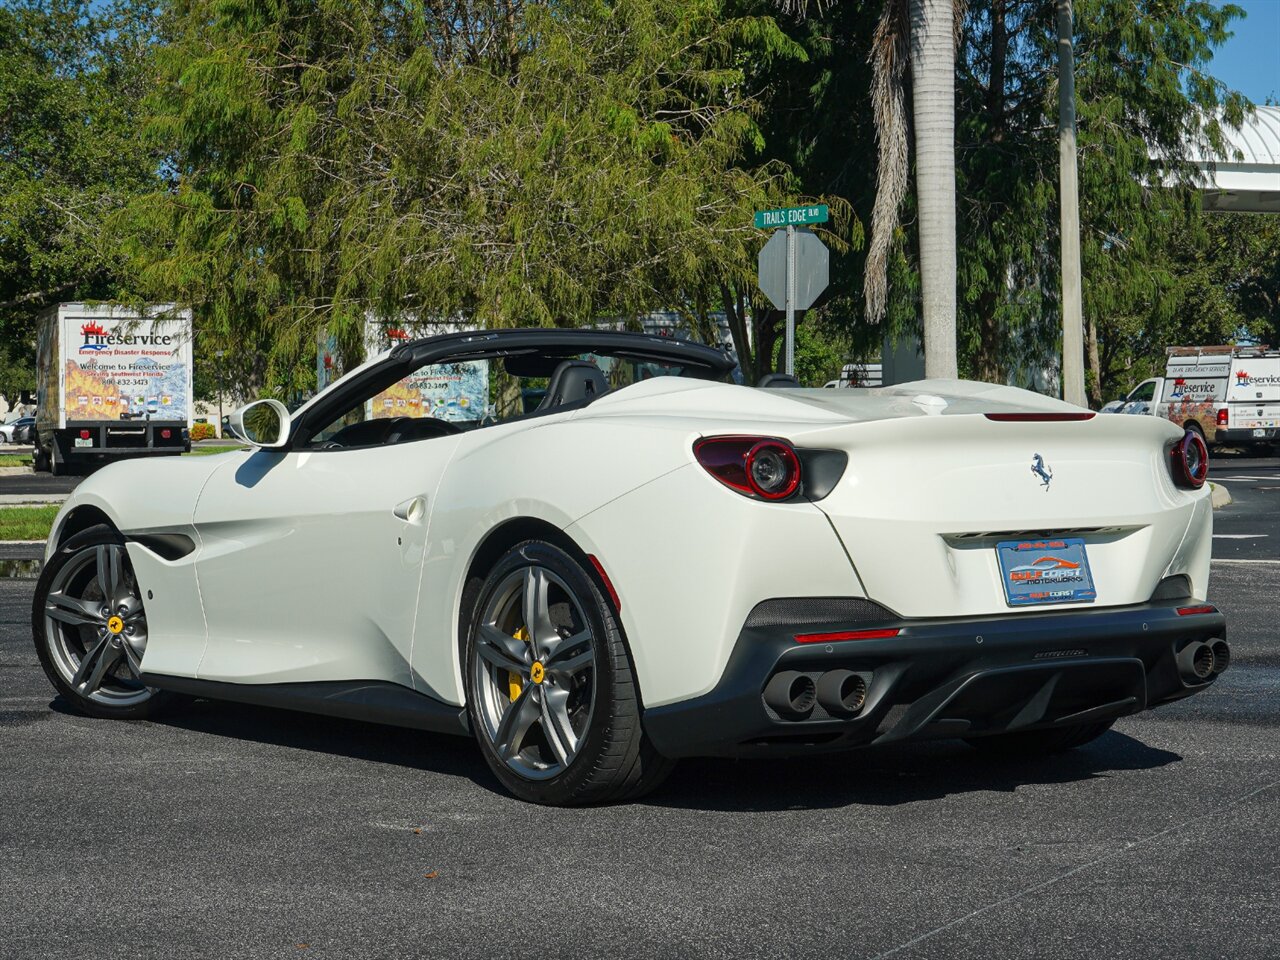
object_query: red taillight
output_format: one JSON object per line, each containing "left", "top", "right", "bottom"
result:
{"left": 79, "top": 429, "right": 90, "bottom": 439}
{"left": 160, "top": 429, "right": 172, "bottom": 439}
{"left": 1169, "top": 430, "right": 1209, "bottom": 489}
{"left": 984, "top": 412, "right": 1095, "bottom": 422}
{"left": 1216, "top": 408, "right": 1228, "bottom": 426}
{"left": 693, "top": 436, "right": 801, "bottom": 501}
{"left": 795, "top": 628, "right": 901, "bottom": 644}
{"left": 1177, "top": 604, "right": 1217, "bottom": 616}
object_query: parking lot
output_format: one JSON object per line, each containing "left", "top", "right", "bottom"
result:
{"left": 0, "top": 459, "right": 1276, "bottom": 959}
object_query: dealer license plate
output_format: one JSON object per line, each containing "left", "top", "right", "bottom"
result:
{"left": 74, "top": 438, "right": 93, "bottom": 448}
{"left": 996, "top": 537, "right": 1097, "bottom": 607}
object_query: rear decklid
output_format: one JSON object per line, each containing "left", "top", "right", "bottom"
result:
{"left": 794, "top": 410, "right": 1204, "bottom": 618}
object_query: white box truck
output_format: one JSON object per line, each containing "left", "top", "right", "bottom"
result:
{"left": 32, "top": 303, "right": 193, "bottom": 474}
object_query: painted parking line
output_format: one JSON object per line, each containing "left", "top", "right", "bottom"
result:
{"left": 1212, "top": 558, "right": 1280, "bottom": 564}
{"left": 1212, "top": 476, "right": 1280, "bottom": 482}
{"left": 1213, "top": 534, "right": 1269, "bottom": 539}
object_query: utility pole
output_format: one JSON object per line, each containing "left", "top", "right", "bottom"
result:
{"left": 1057, "top": 0, "right": 1086, "bottom": 407}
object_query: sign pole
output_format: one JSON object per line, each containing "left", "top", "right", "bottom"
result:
{"left": 785, "top": 223, "right": 796, "bottom": 376}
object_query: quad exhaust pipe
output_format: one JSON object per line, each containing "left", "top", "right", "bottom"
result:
{"left": 1177, "top": 638, "right": 1230, "bottom": 682}
{"left": 817, "top": 670, "right": 868, "bottom": 717}
{"left": 763, "top": 671, "right": 816, "bottom": 719}
{"left": 764, "top": 669, "right": 870, "bottom": 720}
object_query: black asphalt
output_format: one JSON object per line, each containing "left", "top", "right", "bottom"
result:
{"left": 1, "top": 454, "right": 1276, "bottom": 957}
{"left": 1, "top": 561, "right": 1277, "bottom": 955}
{"left": 1210, "top": 455, "right": 1280, "bottom": 561}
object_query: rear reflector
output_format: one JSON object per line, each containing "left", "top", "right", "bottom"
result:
{"left": 160, "top": 429, "right": 172, "bottom": 439}
{"left": 795, "top": 628, "right": 901, "bottom": 644}
{"left": 1177, "top": 605, "right": 1217, "bottom": 617}
{"left": 586, "top": 555, "right": 621, "bottom": 614}
{"left": 984, "top": 413, "right": 1095, "bottom": 422}
{"left": 79, "top": 429, "right": 90, "bottom": 439}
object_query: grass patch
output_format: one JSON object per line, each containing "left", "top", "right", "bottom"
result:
{"left": 0, "top": 453, "right": 32, "bottom": 467}
{"left": 183, "top": 445, "right": 246, "bottom": 456}
{"left": 0, "top": 505, "right": 60, "bottom": 541}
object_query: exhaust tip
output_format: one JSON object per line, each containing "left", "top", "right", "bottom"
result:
{"left": 763, "top": 671, "right": 816, "bottom": 720}
{"left": 817, "top": 670, "right": 868, "bottom": 717}
{"left": 1177, "top": 641, "right": 1215, "bottom": 682}
{"left": 1211, "top": 639, "right": 1230, "bottom": 674}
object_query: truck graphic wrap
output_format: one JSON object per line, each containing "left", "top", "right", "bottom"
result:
{"left": 61, "top": 315, "right": 191, "bottom": 422}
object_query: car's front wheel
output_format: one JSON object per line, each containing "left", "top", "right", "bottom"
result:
{"left": 32, "top": 524, "right": 176, "bottom": 720}
{"left": 465, "top": 540, "right": 673, "bottom": 805}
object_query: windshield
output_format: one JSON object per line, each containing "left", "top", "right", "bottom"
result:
{"left": 304, "top": 350, "right": 715, "bottom": 449}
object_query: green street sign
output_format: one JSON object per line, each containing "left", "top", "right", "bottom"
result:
{"left": 753, "top": 204, "right": 829, "bottom": 229}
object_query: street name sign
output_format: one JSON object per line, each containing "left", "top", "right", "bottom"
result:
{"left": 753, "top": 204, "right": 830, "bottom": 229}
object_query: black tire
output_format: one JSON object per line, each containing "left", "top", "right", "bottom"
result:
{"left": 1185, "top": 421, "right": 1206, "bottom": 446}
{"left": 31, "top": 439, "right": 49, "bottom": 472}
{"left": 965, "top": 719, "right": 1114, "bottom": 758}
{"left": 33, "top": 523, "right": 176, "bottom": 720}
{"left": 49, "top": 440, "right": 64, "bottom": 476}
{"left": 464, "top": 540, "right": 674, "bottom": 805}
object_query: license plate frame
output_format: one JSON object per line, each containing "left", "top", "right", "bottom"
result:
{"left": 73, "top": 437, "right": 93, "bottom": 448}
{"left": 1253, "top": 428, "right": 1267, "bottom": 438}
{"left": 996, "top": 537, "right": 1097, "bottom": 608}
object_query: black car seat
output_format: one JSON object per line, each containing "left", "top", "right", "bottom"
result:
{"left": 537, "top": 360, "right": 609, "bottom": 411}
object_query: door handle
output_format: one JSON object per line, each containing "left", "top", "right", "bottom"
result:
{"left": 393, "top": 497, "right": 427, "bottom": 524}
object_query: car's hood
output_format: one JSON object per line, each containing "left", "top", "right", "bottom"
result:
{"left": 582, "top": 376, "right": 1084, "bottom": 425}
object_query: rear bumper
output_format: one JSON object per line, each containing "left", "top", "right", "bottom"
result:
{"left": 643, "top": 595, "right": 1227, "bottom": 758}
{"left": 1217, "top": 427, "right": 1277, "bottom": 444}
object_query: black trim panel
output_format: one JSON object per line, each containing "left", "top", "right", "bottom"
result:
{"left": 139, "top": 675, "right": 471, "bottom": 736}
{"left": 644, "top": 595, "right": 1226, "bottom": 759}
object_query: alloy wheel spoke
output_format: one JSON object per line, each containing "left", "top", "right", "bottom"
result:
{"left": 45, "top": 591, "right": 102, "bottom": 627}
{"left": 493, "top": 686, "right": 540, "bottom": 761}
{"left": 521, "top": 567, "right": 556, "bottom": 655}
{"left": 96, "top": 544, "right": 124, "bottom": 607}
{"left": 540, "top": 686, "right": 578, "bottom": 766}
{"left": 477, "top": 625, "right": 530, "bottom": 676}
{"left": 72, "top": 636, "right": 122, "bottom": 695}
{"left": 120, "top": 637, "right": 145, "bottom": 677}
{"left": 544, "top": 629, "right": 590, "bottom": 666}
{"left": 547, "top": 649, "right": 593, "bottom": 682}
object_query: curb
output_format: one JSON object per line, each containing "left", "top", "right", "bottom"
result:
{"left": 1210, "top": 482, "right": 1232, "bottom": 509}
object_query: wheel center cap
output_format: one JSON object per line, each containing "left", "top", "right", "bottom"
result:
{"left": 106, "top": 615, "right": 124, "bottom": 635}
{"left": 530, "top": 661, "right": 546, "bottom": 684}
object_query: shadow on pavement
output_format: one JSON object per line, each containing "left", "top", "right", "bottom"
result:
{"left": 136, "top": 697, "right": 493, "bottom": 784}
{"left": 652, "top": 731, "right": 1181, "bottom": 812}
{"left": 49, "top": 695, "right": 1182, "bottom": 808}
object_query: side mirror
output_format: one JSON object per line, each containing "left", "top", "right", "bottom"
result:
{"left": 227, "top": 399, "right": 291, "bottom": 449}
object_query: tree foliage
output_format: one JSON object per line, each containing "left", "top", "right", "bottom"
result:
{"left": 0, "top": 0, "right": 160, "bottom": 402}
{"left": 955, "top": 0, "right": 1255, "bottom": 401}
{"left": 122, "top": 0, "right": 807, "bottom": 385}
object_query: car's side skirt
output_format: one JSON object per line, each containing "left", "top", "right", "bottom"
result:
{"left": 139, "top": 674, "right": 471, "bottom": 736}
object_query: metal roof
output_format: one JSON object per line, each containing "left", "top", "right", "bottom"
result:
{"left": 1188, "top": 107, "right": 1280, "bottom": 213}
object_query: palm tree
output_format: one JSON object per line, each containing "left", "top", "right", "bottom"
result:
{"left": 787, "top": 0, "right": 961, "bottom": 379}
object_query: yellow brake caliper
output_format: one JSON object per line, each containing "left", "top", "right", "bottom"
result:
{"left": 508, "top": 627, "right": 529, "bottom": 701}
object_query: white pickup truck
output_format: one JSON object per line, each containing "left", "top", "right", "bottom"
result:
{"left": 1101, "top": 346, "right": 1279, "bottom": 449}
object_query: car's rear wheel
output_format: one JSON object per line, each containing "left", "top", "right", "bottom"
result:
{"left": 465, "top": 540, "right": 673, "bottom": 805}
{"left": 965, "top": 719, "right": 1114, "bottom": 757}
{"left": 32, "top": 524, "right": 175, "bottom": 720}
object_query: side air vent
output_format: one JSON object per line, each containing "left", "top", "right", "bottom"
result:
{"left": 128, "top": 533, "right": 196, "bottom": 562}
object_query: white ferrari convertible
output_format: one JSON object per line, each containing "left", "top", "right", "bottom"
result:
{"left": 33, "top": 329, "right": 1228, "bottom": 804}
